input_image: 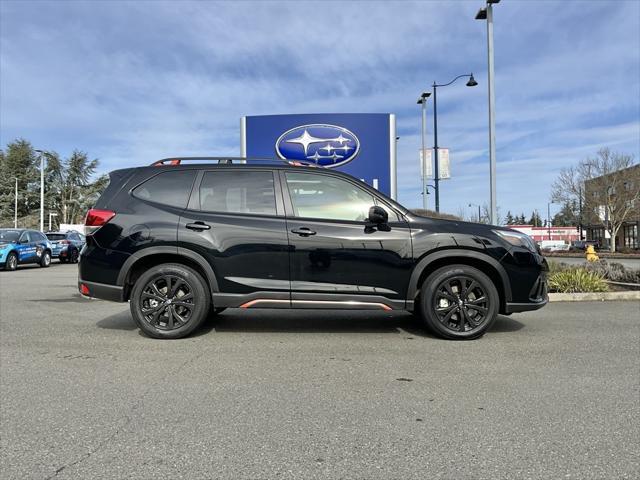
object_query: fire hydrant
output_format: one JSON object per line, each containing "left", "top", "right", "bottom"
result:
{"left": 585, "top": 245, "right": 599, "bottom": 262}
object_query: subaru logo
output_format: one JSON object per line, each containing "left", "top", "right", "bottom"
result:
{"left": 275, "top": 124, "right": 360, "bottom": 168}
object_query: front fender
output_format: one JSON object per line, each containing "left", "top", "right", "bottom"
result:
{"left": 406, "top": 249, "right": 512, "bottom": 303}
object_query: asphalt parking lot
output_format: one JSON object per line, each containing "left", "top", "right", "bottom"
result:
{"left": 1, "top": 264, "right": 639, "bottom": 479}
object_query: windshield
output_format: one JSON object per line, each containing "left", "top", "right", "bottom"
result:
{"left": 0, "top": 230, "right": 21, "bottom": 242}
{"left": 46, "top": 233, "right": 66, "bottom": 241}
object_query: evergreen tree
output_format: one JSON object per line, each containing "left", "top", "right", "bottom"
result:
{"left": 505, "top": 211, "right": 515, "bottom": 225}
{"left": 0, "top": 139, "right": 39, "bottom": 222}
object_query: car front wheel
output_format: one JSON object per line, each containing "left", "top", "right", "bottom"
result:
{"left": 130, "top": 263, "right": 210, "bottom": 339}
{"left": 5, "top": 252, "right": 18, "bottom": 271}
{"left": 419, "top": 264, "right": 499, "bottom": 340}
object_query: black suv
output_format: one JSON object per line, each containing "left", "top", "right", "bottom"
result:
{"left": 79, "top": 158, "right": 548, "bottom": 340}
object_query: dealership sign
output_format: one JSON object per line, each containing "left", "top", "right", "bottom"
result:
{"left": 275, "top": 124, "right": 360, "bottom": 168}
{"left": 241, "top": 113, "right": 397, "bottom": 198}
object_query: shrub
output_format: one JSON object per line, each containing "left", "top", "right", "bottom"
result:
{"left": 548, "top": 269, "right": 609, "bottom": 293}
{"left": 585, "top": 260, "right": 640, "bottom": 284}
{"left": 547, "top": 260, "right": 572, "bottom": 275}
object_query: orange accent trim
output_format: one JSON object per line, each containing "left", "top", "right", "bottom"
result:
{"left": 239, "top": 299, "right": 290, "bottom": 308}
{"left": 238, "top": 299, "right": 393, "bottom": 310}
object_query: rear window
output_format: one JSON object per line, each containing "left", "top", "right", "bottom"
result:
{"left": 199, "top": 171, "right": 276, "bottom": 215}
{"left": 46, "top": 234, "right": 66, "bottom": 241}
{"left": 133, "top": 170, "right": 196, "bottom": 208}
{"left": 31, "top": 231, "right": 48, "bottom": 242}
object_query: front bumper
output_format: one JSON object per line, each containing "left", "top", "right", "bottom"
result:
{"left": 504, "top": 272, "right": 548, "bottom": 314}
{"left": 504, "top": 297, "right": 548, "bottom": 314}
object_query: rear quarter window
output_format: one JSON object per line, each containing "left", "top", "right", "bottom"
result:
{"left": 132, "top": 170, "right": 196, "bottom": 208}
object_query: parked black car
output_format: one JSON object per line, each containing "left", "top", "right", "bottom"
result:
{"left": 79, "top": 158, "right": 548, "bottom": 340}
{"left": 46, "top": 231, "right": 85, "bottom": 263}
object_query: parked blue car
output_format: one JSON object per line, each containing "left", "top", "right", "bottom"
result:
{"left": 45, "top": 231, "right": 85, "bottom": 263}
{"left": 0, "top": 229, "right": 53, "bottom": 271}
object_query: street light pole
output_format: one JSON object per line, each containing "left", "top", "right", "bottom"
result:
{"left": 40, "top": 153, "right": 44, "bottom": 232}
{"left": 433, "top": 83, "right": 440, "bottom": 213}
{"left": 431, "top": 73, "right": 477, "bottom": 213}
{"left": 417, "top": 92, "right": 431, "bottom": 210}
{"left": 547, "top": 202, "right": 555, "bottom": 240}
{"left": 469, "top": 203, "right": 481, "bottom": 223}
{"left": 35, "top": 149, "right": 53, "bottom": 232}
{"left": 14, "top": 178, "right": 18, "bottom": 228}
{"left": 476, "top": 0, "right": 500, "bottom": 225}
{"left": 48, "top": 212, "right": 58, "bottom": 232}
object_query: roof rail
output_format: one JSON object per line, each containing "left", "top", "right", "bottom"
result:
{"left": 150, "top": 157, "right": 322, "bottom": 167}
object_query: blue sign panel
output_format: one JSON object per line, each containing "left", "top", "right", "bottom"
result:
{"left": 241, "top": 113, "right": 397, "bottom": 198}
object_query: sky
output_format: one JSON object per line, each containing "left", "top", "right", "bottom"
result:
{"left": 1, "top": 0, "right": 639, "bottom": 221}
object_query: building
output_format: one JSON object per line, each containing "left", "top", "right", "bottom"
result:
{"left": 510, "top": 225, "right": 579, "bottom": 243}
{"left": 584, "top": 164, "right": 640, "bottom": 250}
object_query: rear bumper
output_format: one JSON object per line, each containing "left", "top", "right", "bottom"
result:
{"left": 78, "top": 279, "right": 125, "bottom": 302}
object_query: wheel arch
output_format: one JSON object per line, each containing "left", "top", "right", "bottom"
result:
{"left": 117, "top": 247, "right": 219, "bottom": 301}
{"left": 408, "top": 250, "right": 512, "bottom": 313}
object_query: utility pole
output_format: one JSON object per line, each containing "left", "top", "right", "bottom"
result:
{"left": 417, "top": 92, "right": 431, "bottom": 210}
{"left": 14, "top": 178, "right": 18, "bottom": 228}
{"left": 476, "top": 0, "right": 500, "bottom": 225}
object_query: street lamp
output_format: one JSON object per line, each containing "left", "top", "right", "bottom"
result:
{"left": 468, "top": 203, "right": 482, "bottom": 223}
{"left": 417, "top": 92, "right": 431, "bottom": 210}
{"left": 48, "top": 212, "right": 58, "bottom": 232}
{"left": 476, "top": 0, "right": 500, "bottom": 225}
{"left": 547, "top": 201, "right": 556, "bottom": 240}
{"left": 432, "top": 73, "right": 478, "bottom": 213}
{"left": 14, "top": 178, "right": 18, "bottom": 228}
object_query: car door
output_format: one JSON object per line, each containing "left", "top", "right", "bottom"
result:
{"left": 18, "top": 231, "right": 37, "bottom": 263}
{"left": 178, "top": 168, "right": 291, "bottom": 306}
{"left": 281, "top": 170, "right": 413, "bottom": 310}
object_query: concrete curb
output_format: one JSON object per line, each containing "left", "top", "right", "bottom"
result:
{"left": 549, "top": 291, "right": 640, "bottom": 302}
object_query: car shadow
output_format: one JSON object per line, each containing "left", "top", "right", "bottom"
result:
{"left": 95, "top": 309, "right": 524, "bottom": 338}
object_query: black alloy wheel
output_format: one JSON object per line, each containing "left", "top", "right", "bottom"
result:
{"left": 71, "top": 249, "right": 79, "bottom": 263}
{"left": 419, "top": 264, "right": 498, "bottom": 340}
{"left": 140, "top": 275, "right": 195, "bottom": 331}
{"left": 130, "top": 263, "right": 210, "bottom": 339}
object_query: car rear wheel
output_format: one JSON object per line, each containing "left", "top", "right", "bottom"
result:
{"left": 130, "top": 263, "right": 210, "bottom": 339}
{"left": 39, "top": 251, "right": 51, "bottom": 268}
{"left": 5, "top": 252, "right": 18, "bottom": 271}
{"left": 419, "top": 264, "right": 499, "bottom": 340}
{"left": 70, "top": 249, "right": 79, "bottom": 263}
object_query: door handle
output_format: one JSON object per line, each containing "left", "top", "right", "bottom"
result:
{"left": 291, "top": 227, "right": 316, "bottom": 237}
{"left": 186, "top": 222, "right": 211, "bottom": 231}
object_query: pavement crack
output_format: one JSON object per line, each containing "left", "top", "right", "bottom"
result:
{"left": 43, "top": 351, "right": 204, "bottom": 479}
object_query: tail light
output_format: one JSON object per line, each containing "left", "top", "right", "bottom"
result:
{"left": 85, "top": 209, "right": 115, "bottom": 234}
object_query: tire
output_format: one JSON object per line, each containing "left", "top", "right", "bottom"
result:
{"left": 418, "top": 264, "right": 499, "bottom": 340}
{"left": 59, "top": 257, "right": 67, "bottom": 264}
{"left": 5, "top": 252, "right": 18, "bottom": 271}
{"left": 130, "top": 263, "right": 210, "bottom": 339}
{"left": 39, "top": 250, "right": 51, "bottom": 268}
{"left": 70, "top": 249, "right": 79, "bottom": 263}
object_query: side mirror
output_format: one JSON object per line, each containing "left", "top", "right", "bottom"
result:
{"left": 368, "top": 205, "right": 388, "bottom": 224}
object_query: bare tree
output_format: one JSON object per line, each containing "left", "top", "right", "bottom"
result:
{"left": 551, "top": 148, "right": 639, "bottom": 252}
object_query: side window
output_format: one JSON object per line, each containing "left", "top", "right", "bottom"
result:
{"left": 199, "top": 171, "right": 276, "bottom": 215}
{"left": 20, "top": 232, "right": 31, "bottom": 243}
{"left": 285, "top": 172, "right": 379, "bottom": 222}
{"left": 132, "top": 170, "right": 196, "bottom": 208}
{"left": 34, "top": 232, "right": 47, "bottom": 243}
